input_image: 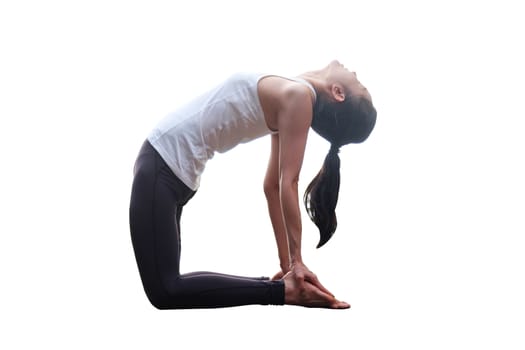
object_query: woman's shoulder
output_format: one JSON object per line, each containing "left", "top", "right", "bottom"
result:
{"left": 258, "top": 75, "right": 314, "bottom": 131}
{"left": 259, "top": 75, "right": 314, "bottom": 106}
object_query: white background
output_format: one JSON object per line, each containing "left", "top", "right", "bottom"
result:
{"left": 1, "top": 0, "right": 524, "bottom": 348}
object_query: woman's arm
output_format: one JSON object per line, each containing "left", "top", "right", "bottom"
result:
{"left": 258, "top": 76, "right": 335, "bottom": 297}
{"left": 263, "top": 85, "right": 310, "bottom": 274}
{"left": 276, "top": 88, "right": 311, "bottom": 267}
{"left": 273, "top": 86, "right": 334, "bottom": 297}
{"left": 264, "top": 133, "right": 291, "bottom": 273}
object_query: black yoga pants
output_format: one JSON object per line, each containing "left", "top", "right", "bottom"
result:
{"left": 129, "top": 140, "right": 285, "bottom": 309}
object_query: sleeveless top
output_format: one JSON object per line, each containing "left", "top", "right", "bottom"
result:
{"left": 147, "top": 72, "right": 316, "bottom": 190}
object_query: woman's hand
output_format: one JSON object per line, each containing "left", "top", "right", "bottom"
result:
{"left": 289, "top": 262, "right": 334, "bottom": 297}
{"left": 272, "top": 263, "right": 333, "bottom": 297}
{"left": 283, "top": 264, "right": 349, "bottom": 309}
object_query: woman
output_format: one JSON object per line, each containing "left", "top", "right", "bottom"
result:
{"left": 129, "top": 60, "right": 376, "bottom": 309}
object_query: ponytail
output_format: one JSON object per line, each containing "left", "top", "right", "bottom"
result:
{"left": 303, "top": 144, "right": 341, "bottom": 248}
{"left": 306, "top": 87, "right": 376, "bottom": 248}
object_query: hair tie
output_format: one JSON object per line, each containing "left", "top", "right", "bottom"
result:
{"left": 329, "top": 144, "right": 340, "bottom": 155}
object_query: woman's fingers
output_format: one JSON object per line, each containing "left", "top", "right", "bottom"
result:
{"left": 305, "top": 272, "right": 335, "bottom": 297}
{"left": 286, "top": 264, "right": 348, "bottom": 308}
{"left": 304, "top": 283, "right": 349, "bottom": 309}
{"left": 291, "top": 264, "right": 335, "bottom": 297}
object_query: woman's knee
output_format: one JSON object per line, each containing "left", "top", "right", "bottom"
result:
{"left": 146, "top": 280, "right": 187, "bottom": 310}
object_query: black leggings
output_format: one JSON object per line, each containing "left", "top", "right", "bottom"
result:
{"left": 129, "top": 140, "right": 285, "bottom": 309}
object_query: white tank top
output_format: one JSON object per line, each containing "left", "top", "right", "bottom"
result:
{"left": 147, "top": 72, "right": 316, "bottom": 190}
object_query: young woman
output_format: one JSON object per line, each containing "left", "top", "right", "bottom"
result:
{"left": 129, "top": 60, "right": 376, "bottom": 309}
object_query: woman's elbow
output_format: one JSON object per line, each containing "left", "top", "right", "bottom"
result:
{"left": 279, "top": 174, "right": 299, "bottom": 190}
{"left": 263, "top": 179, "right": 279, "bottom": 198}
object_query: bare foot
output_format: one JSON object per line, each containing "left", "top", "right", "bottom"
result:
{"left": 283, "top": 272, "right": 350, "bottom": 309}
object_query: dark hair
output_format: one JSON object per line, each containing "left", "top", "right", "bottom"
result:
{"left": 304, "top": 93, "right": 377, "bottom": 248}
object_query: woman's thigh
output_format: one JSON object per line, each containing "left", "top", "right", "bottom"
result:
{"left": 129, "top": 141, "right": 188, "bottom": 303}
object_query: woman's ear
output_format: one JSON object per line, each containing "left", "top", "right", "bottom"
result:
{"left": 331, "top": 84, "right": 346, "bottom": 102}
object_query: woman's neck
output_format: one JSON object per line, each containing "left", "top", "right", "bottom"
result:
{"left": 299, "top": 71, "right": 329, "bottom": 98}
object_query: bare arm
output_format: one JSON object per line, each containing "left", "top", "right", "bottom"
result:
{"left": 275, "top": 89, "right": 311, "bottom": 266}
{"left": 259, "top": 76, "right": 340, "bottom": 303}
{"left": 272, "top": 87, "right": 335, "bottom": 297}
{"left": 264, "top": 133, "right": 290, "bottom": 272}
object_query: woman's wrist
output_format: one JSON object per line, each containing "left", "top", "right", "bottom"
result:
{"left": 290, "top": 256, "right": 304, "bottom": 268}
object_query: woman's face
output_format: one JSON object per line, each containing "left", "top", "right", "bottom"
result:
{"left": 326, "top": 60, "right": 372, "bottom": 101}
